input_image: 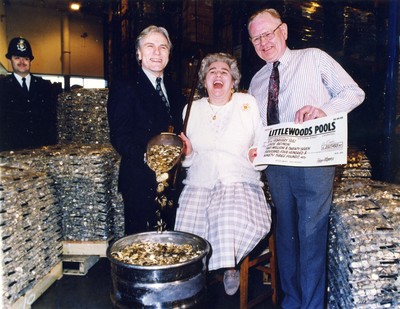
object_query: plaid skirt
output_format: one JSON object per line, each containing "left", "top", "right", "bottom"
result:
{"left": 175, "top": 181, "right": 271, "bottom": 271}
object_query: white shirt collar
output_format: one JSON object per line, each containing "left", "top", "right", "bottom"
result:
{"left": 13, "top": 73, "right": 31, "bottom": 89}
{"left": 141, "top": 68, "right": 169, "bottom": 101}
{"left": 141, "top": 68, "right": 164, "bottom": 89}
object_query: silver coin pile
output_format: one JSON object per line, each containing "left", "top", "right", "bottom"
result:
{"left": 329, "top": 179, "right": 400, "bottom": 308}
{"left": 0, "top": 144, "right": 125, "bottom": 241}
{"left": 57, "top": 88, "right": 110, "bottom": 145}
{"left": 0, "top": 165, "right": 62, "bottom": 307}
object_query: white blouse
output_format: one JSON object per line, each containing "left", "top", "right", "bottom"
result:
{"left": 182, "top": 92, "right": 265, "bottom": 188}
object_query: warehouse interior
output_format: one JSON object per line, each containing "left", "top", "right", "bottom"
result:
{"left": 0, "top": 0, "right": 399, "bottom": 308}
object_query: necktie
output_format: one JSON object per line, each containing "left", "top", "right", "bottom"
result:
{"left": 156, "top": 77, "right": 170, "bottom": 112}
{"left": 267, "top": 61, "right": 280, "bottom": 125}
{"left": 22, "top": 77, "right": 29, "bottom": 94}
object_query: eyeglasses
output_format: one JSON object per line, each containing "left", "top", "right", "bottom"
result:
{"left": 250, "top": 23, "right": 283, "bottom": 45}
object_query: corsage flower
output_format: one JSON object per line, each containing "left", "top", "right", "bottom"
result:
{"left": 241, "top": 102, "right": 250, "bottom": 111}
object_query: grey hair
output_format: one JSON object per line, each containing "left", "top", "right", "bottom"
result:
{"left": 197, "top": 53, "right": 241, "bottom": 95}
{"left": 135, "top": 25, "right": 173, "bottom": 64}
{"left": 248, "top": 8, "right": 282, "bottom": 32}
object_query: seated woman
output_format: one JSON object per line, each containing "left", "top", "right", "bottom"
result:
{"left": 175, "top": 52, "right": 271, "bottom": 296}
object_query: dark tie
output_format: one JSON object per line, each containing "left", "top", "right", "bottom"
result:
{"left": 156, "top": 77, "right": 170, "bottom": 112}
{"left": 267, "top": 61, "right": 280, "bottom": 125}
{"left": 22, "top": 77, "right": 29, "bottom": 94}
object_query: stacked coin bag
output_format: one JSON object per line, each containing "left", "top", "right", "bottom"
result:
{"left": 57, "top": 88, "right": 110, "bottom": 145}
{"left": 0, "top": 144, "right": 124, "bottom": 241}
{"left": 0, "top": 165, "right": 62, "bottom": 307}
{"left": 328, "top": 179, "right": 400, "bottom": 308}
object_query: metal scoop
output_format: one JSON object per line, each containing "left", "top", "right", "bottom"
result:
{"left": 146, "top": 132, "right": 183, "bottom": 176}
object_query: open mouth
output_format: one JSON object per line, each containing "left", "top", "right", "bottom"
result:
{"left": 213, "top": 80, "right": 224, "bottom": 88}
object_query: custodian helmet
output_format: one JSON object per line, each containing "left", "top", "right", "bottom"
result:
{"left": 6, "top": 37, "right": 34, "bottom": 60}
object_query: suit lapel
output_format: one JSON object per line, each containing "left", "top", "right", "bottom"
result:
{"left": 136, "top": 69, "right": 170, "bottom": 114}
{"left": 7, "top": 74, "right": 28, "bottom": 100}
{"left": 28, "top": 75, "right": 41, "bottom": 100}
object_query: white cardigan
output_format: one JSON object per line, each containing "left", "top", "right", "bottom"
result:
{"left": 182, "top": 92, "right": 265, "bottom": 189}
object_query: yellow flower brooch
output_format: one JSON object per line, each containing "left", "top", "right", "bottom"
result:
{"left": 241, "top": 103, "right": 250, "bottom": 111}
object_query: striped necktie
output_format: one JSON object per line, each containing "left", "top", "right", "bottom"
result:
{"left": 267, "top": 61, "right": 280, "bottom": 125}
{"left": 156, "top": 77, "right": 170, "bottom": 112}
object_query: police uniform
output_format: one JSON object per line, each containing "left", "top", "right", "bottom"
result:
{"left": 0, "top": 37, "right": 58, "bottom": 151}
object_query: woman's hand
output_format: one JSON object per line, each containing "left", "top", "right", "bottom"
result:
{"left": 179, "top": 132, "right": 193, "bottom": 156}
{"left": 248, "top": 147, "right": 257, "bottom": 163}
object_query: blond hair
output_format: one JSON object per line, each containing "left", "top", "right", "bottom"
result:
{"left": 248, "top": 8, "right": 282, "bottom": 32}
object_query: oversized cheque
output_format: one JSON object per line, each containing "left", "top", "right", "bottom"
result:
{"left": 253, "top": 113, "right": 348, "bottom": 167}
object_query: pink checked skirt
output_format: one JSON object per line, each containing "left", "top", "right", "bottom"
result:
{"left": 175, "top": 181, "right": 271, "bottom": 271}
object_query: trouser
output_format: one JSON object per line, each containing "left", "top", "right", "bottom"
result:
{"left": 121, "top": 187, "right": 177, "bottom": 236}
{"left": 266, "top": 165, "right": 335, "bottom": 309}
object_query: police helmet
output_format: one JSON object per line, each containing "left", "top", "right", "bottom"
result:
{"left": 6, "top": 37, "right": 34, "bottom": 60}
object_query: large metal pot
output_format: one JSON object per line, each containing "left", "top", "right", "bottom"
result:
{"left": 107, "top": 231, "right": 210, "bottom": 309}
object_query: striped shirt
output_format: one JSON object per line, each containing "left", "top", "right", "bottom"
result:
{"left": 249, "top": 47, "right": 365, "bottom": 126}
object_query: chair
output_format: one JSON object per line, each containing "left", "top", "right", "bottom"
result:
{"left": 239, "top": 231, "right": 278, "bottom": 309}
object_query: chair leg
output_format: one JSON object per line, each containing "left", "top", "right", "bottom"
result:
{"left": 240, "top": 256, "right": 250, "bottom": 309}
{"left": 269, "top": 234, "right": 278, "bottom": 305}
{"left": 239, "top": 230, "right": 278, "bottom": 308}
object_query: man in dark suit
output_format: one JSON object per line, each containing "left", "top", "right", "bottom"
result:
{"left": 0, "top": 37, "right": 58, "bottom": 151}
{"left": 107, "top": 25, "right": 185, "bottom": 235}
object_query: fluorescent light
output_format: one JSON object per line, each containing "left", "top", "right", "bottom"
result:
{"left": 70, "top": 2, "right": 81, "bottom": 11}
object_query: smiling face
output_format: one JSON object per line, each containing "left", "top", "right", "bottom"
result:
{"left": 137, "top": 31, "right": 170, "bottom": 77}
{"left": 248, "top": 12, "right": 288, "bottom": 63}
{"left": 205, "top": 61, "right": 234, "bottom": 105}
{"left": 10, "top": 56, "right": 31, "bottom": 77}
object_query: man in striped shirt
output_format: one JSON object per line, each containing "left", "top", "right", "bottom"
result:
{"left": 248, "top": 8, "right": 365, "bottom": 309}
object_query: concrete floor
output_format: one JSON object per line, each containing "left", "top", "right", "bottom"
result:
{"left": 31, "top": 258, "right": 279, "bottom": 309}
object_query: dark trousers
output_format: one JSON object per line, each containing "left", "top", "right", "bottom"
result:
{"left": 121, "top": 187, "right": 177, "bottom": 236}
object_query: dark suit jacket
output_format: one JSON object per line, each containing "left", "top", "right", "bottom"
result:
{"left": 107, "top": 68, "right": 185, "bottom": 205}
{"left": 0, "top": 73, "right": 58, "bottom": 151}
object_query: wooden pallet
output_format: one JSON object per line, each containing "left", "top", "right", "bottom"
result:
{"left": 62, "top": 239, "right": 112, "bottom": 257}
{"left": 62, "top": 255, "right": 100, "bottom": 276}
{"left": 11, "top": 262, "right": 63, "bottom": 309}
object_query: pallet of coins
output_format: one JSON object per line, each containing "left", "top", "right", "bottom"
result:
{"left": 0, "top": 144, "right": 125, "bottom": 242}
{"left": 57, "top": 88, "right": 110, "bottom": 145}
{"left": 0, "top": 165, "right": 63, "bottom": 308}
{"left": 335, "top": 147, "right": 372, "bottom": 181}
{"left": 328, "top": 180, "right": 400, "bottom": 308}
{"left": 333, "top": 178, "right": 400, "bottom": 204}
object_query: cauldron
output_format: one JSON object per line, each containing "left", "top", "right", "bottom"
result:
{"left": 107, "top": 231, "right": 210, "bottom": 308}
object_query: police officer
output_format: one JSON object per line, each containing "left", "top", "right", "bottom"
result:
{"left": 0, "top": 37, "right": 59, "bottom": 151}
